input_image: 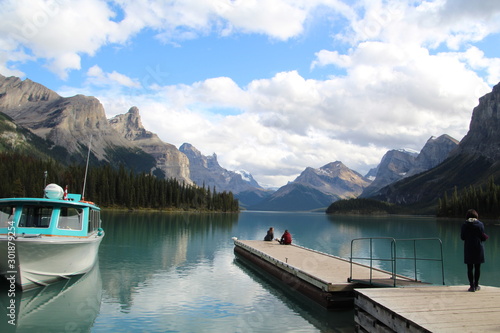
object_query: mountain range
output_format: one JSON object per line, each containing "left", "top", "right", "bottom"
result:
{"left": 371, "top": 82, "right": 500, "bottom": 212}
{"left": 1, "top": 73, "right": 499, "bottom": 212}
{"left": 360, "top": 135, "right": 459, "bottom": 199}
{"left": 249, "top": 161, "right": 372, "bottom": 211}
{"left": 0, "top": 74, "right": 270, "bottom": 206}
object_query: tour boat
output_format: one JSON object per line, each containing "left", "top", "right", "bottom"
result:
{"left": 0, "top": 184, "right": 104, "bottom": 290}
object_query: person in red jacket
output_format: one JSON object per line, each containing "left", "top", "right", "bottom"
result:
{"left": 279, "top": 230, "right": 292, "bottom": 245}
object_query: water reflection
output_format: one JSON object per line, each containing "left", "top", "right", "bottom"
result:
{"left": 2, "top": 211, "right": 499, "bottom": 332}
{"left": 0, "top": 263, "right": 102, "bottom": 333}
{"left": 98, "top": 212, "right": 238, "bottom": 310}
{"left": 233, "top": 257, "right": 354, "bottom": 333}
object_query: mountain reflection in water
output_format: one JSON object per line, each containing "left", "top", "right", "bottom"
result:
{"left": 1, "top": 211, "right": 499, "bottom": 332}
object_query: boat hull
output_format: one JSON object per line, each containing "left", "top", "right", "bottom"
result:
{"left": 0, "top": 233, "right": 103, "bottom": 290}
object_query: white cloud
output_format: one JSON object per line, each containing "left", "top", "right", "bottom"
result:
{"left": 86, "top": 65, "right": 141, "bottom": 88}
{"left": 214, "top": 0, "right": 308, "bottom": 40}
{"left": 456, "top": 47, "right": 500, "bottom": 85}
{"left": 346, "top": 0, "right": 500, "bottom": 49}
{"left": 0, "top": 0, "right": 357, "bottom": 78}
{"left": 90, "top": 49, "right": 490, "bottom": 187}
{"left": 3, "top": 0, "right": 500, "bottom": 188}
{"left": 0, "top": 0, "right": 124, "bottom": 79}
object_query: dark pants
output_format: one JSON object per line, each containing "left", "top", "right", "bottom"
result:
{"left": 467, "top": 263, "right": 481, "bottom": 287}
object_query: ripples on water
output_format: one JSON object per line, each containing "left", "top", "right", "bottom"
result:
{"left": 2, "top": 211, "right": 499, "bottom": 332}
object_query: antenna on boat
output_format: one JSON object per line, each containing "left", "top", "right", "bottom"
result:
{"left": 82, "top": 135, "right": 92, "bottom": 200}
{"left": 43, "top": 171, "right": 48, "bottom": 197}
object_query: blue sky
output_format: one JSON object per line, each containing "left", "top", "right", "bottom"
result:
{"left": 1, "top": 0, "right": 500, "bottom": 188}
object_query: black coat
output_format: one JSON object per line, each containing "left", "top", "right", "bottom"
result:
{"left": 264, "top": 230, "right": 274, "bottom": 241}
{"left": 461, "top": 219, "right": 486, "bottom": 264}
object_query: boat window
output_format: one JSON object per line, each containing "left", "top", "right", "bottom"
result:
{"left": 0, "top": 205, "right": 15, "bottom": 228}
{"left": 88, "top": 209, "right": 100, "bottom": 234}
{"left": 18, "top": 206, "right": 52, "bottom": 228}
{"left": 58, "top": 207, "right": 83, "bottom": 231}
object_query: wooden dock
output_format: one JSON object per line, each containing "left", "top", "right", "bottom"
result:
{"left": 234, "top": 240, "right": 423, "bottom": 308}
{"left": 355, "top": 285, "right": 500, "bottom": 332}
{"left": 234, "top": 239, "right": 500, "bottom": 332}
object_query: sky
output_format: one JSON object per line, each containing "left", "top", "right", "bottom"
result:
{"left": 1, "top": 0, "right": 500, "bottom": 188}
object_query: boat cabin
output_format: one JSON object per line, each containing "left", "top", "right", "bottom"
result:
{"left": 0, "top": 193, "right": 102, "bottom": 238}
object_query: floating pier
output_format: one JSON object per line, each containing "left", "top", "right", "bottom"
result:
{"left": 355, "top": 285, "right": 500, "bottom": 332}
{"left": 234, "top": 239, "right": 500, "bottom": 332}
{"left": 233, "top": 240, "right": 424, "bottom": 308}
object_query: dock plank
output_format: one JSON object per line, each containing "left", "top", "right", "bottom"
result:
{"left": 235, "top": 240, "right": 418, "bottom": 292}
{"left": 355, "top": 285, "right": 500, "bottom": 332}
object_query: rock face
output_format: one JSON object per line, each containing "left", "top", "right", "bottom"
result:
{"left": 0, "top": 113, "right": 29, "bottom": 151}
{"left": 250, "top": 161, "right": 372, "bottom": 211}
{"left": 0, "top": 74, "right": 136, "bottom": 161}
{"left": 0, "top": 74, "right": 192, "bottom": 180}
{"left": 361, "top": 149, "right": 418, "bottom": 198}
{"left": 295, "top": 162, "right": 371, "bottom": 198}
{"left": 452, "top": 83, "right": 500, "bottom": 160}
{"left": 0, "top": 74, "right": 268, "bottom": 200}
{"left": 407, "top": 135, "right": 459, "bottom": 177}
{"left": 372, "top": 82, "right": 500, "bottom": 209}
{"left": 361, "top": 135, "right": 458, "bottom": 198}
{"left": 0, "top": 75, "right": 60, "bottom": 109}
{"left": 180, "top": 143, "right": 233, "bottom": 189}
{"left": 179, "top": 143, "right": 271, "bottom": 207}
{"left": 179, "top": 143, "right": 256, "bottom": 190}
{"left": 109, "top": 107, "right": 191, "bottom": 183}
{"left": 235, "top": 170, "right": 262, "bottom": 189}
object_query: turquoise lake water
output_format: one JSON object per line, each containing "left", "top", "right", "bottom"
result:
{"left": 1, "top": 211, "right": 499, "bottom": 332}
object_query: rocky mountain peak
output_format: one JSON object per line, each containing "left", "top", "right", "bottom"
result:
{"left": 249, "top": 161, "right": 372, "bottom": 211}
{"left": 235, "top": 170, "right": 262, "bottom": 189}
{"left": 109, "top": 106, "right": 151, "bottom": 141}
{"left": 294, "top": 161, "right": 371, "bottom": 198}
{"left": 360, "top": 149, "right": 418, "bottom": 198}
{"left": 361, "top": 134, "right": 459, "bottom": 198}
{"left": 180, "top": 143, "right": 221, "bottom": 170}
{"left": 0, "top": 74, "right": 60, "bottom": 111}
{"left": 0, "top": 74, "right": 191, "bottom": 182}
{"left": 0, "top": 74, "right": 121, "bottom": 160}
{"left": 179, "top": 142, "right": 263, "bottom": 195}
{"left": 109, "top": 108, "right": 191, "bottom": 183}
{"left": 408, "top": 134, "right": 459, "bottom": 177}
{"left": 453, "top": 82, "right": 500, "bottom": 160}
{"left": 371, "top": 82, "right": 500, "bottom": 209}
{"left": 179, "top": 143, "right": 206, "bottom": 167}
{"left": 321, "top": 161, "right": 357, "bottom": 179}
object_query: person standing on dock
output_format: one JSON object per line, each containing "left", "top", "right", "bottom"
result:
{"left": 279, "top": 230, "right": 292, "bottom": 245}
{"left": 461, "top": 209, "right": 488, "bottom": 292}
{"left": 264, "top": 227, "right": 274, "bottom": 241}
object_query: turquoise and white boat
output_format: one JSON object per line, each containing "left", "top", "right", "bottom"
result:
{"left": 0, "top": 184, "right": 104, "bottom": 290}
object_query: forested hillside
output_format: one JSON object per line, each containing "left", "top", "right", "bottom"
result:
{"left": 0, "top": 153, "right": 239, "bottom": 212}
{"left": 437, "top": 177, "right": 500, "bottom": 219}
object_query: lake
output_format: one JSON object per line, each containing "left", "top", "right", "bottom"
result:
{"left": 2, "top": 211, "right": 499, "bottom": 332}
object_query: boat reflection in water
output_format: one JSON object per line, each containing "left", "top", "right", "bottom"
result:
{"left": 0, "top": 262, "right": 102, "bottom": 333}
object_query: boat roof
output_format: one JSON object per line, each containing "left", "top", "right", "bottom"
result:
{"left": 0, "top": 195, "right": 100, "bottom": 209}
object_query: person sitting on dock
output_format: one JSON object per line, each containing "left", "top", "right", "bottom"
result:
{"left": 264, "top": 227, "right": 274, "bottom": 241}
{"left": 279, "top": 230, "right": 292, "bottom": 245}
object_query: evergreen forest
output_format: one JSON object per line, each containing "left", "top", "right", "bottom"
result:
{"left": 325, "top": 198, "right": 403, "bottom": 215}
{"left": 0, "top": 152, "right": 239, "bottom": 212}
{"left": 437, "top": 177, "right": 500, "bottom": 219}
